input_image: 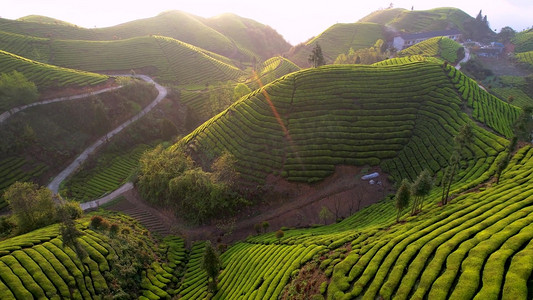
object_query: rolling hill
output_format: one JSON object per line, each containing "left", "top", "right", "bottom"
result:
{"left": 398, "top": 36, "right": 464, "bottom": 63}
{"left": 359, "top": 7, "right": 474, "bottom": 33}
{"left": 0, "top": 10, "right": 291, "bottom": 63}
{"left": 0, "top": 50, "right": 109, "bottom": 93}
{"left": 287, "top": 22, "right": 386, "bottom": 67}
{"left": 203, "top": 13, "right": 292, "bottom": 61}
{"left": 0, "top": 30, "right": 245, "bottom": 85}
{"left": 174, "top": 60, "right": 516, "bottom": 192}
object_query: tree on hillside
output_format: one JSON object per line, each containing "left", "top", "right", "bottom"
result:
{"left": 441, "top": 124, "right": 473, "bottom": 205}
{"left": 3, "top": 182, "right": 57, "bottom": 234}
{"left": 319, "top": 206, "right": 334, "bottom": 225}
{"left": 202, "top": 241, "right": 221, "bottom": 292}
{"left": 496, "top": 136, "right": 518, "bottom": 184}
{"left": 463, "top": 10, "right": 494, "bottom": 42}
{"left": 513, "top": 106, "right": 533, "bottom": 142}
{"left": 0, "top": 71, "right": 39, "bottom": 108}
{"left": 308, "top": 43, "right": 326, "bottom": 68}
{"left": 57, "top": 201, "right": 86, "bottom": 258}
{"left": 395, "top": 179, "right": 411, "bottom": 222}
{"left": 411, "top": 170, "right": 433, "bottom": 214}
{"left": 233, "top": 83, "right": 252, "bottom": 101}
{"left": 275, "top": 229, "right": 284, "bottom": 244}
{"left": 137, "top": 145, "right": 193, "bottom": 204}
{"left": 497, "top": 26, "right": 516, "bottom": 44}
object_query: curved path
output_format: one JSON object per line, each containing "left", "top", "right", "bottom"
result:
{"left": 48, "top": 75, "right": 167, "bottom": 194}
{"left": 0, "top": 86, "right": 123, "bottom": 124}
{"left": 455, "top": 46, "right": 470, "bottom": 70}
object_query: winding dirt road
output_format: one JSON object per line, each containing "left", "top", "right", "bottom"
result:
{"left": 47, "top": 75, "right": 167, "bottom": 194}
{"left": 455, "top": 46, "right": 470, "bottom": 70}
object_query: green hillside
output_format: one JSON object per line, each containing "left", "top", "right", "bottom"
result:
{"left": 241, "top": 144, "right": 533, "bottom": 299}
{"left": 513, "top": 29, "right": 533, "bottom": 53}
{"left": 398, "top": 36, "right": 464, "bottom": 63}
{"left": 360, "top": 7, "right": 473, "bottom": 33}
{"left": 254, "top": 56, "right": 300, "bottom": 87}
{"left": 0, "top": 50, "right": 108, "bottom": 92}
{"left": 175, "top": 61, "right": 516, "bottom": 191}
{"left": 203, "top": 13, "right": 292, "bottom": 61}
{"left": 515, "top": 51, "right": 533, "bottom": 69}
{"left": 0, "top": 34, "right": 245, "bottom": 85}
{"left": 0, "top": 11, "right": 290, "bottom": 63}
{"left": 288, "top": 22, "right": 385, "bottom": 67}
{"left": 0, "top": 213, "right": 187, "bottom": 299}
{"left": 16, "top": 15, "right": 77, "bottom": 27}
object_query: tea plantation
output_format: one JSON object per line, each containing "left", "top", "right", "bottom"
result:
{"left": 0, "top": 50, "right": 108, "bottom": 91}
{"left": 398, "top": 36, "right": 464, "bottom": 63}
{"left": 176, "top": 61, "right": 514, "bottom": 188}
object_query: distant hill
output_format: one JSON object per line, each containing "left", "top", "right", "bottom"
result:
{"left": 174, "top": 61, "right": 516, "bottom": 190}
{"left": 360, "top": 7, "right": 495, "bottom": 41}
{"left": 360, "top": 7, "right": 473, "bottom": 33}
{"left": 17, "top": 15, "right": 77, "bottom": 27}
{"left": 203, "top": 13, "right": 291, "bottom": 61}
{"left": 287, "top": 22, "right": 386, "bottom": 67}
{"left": 0, "top": 30, "right": 245, "bottom": 85}
{"left": 0, "top": 11, "right": 291, "bottom": 63}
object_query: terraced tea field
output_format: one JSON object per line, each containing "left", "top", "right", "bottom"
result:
{"left": 324, "top": 145, "right": 533, "bottom": 299}
{"left": 515, "top": 51, "right": 533, "bottom": 68}
{"left": 62, "top": 144, "right": 150, "bottom": 202}
{"left": 289, "top": 22, "right": 385, "bottom": 66}
{"left": 399, "top": 36, "right": 463, "bottom": 62}
{"left": 0, "top": 50, "right": 108, "bottom": 97}
{"left": 49, "top": 36, "right": 244, "bottom": 84}
{"left": 0, "top": 157, "right": 48, "bottom": 210}
{"left": 177, "top": 61, "right": 511, "bottom": 188}
{"left": 0, "top": 214, "right": 168, "bottom": 299}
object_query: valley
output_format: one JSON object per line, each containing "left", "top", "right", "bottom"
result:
{"left": 0, "top": 5, "right": 532, "bottom": 299}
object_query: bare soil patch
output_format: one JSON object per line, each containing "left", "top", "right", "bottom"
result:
{"left": 111, "top": 165, "right": 394, "bottom": 245}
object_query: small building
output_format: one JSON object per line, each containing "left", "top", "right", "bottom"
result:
{"left": 474, "top": 42, "right": 505, "bottom": 57}
{"left": 393, "top": 29, "right": 463, "bottom": 51}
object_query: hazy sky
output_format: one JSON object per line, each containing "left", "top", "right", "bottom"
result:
{"left": 2, "top": 0, "right": 531, "bottom": 44}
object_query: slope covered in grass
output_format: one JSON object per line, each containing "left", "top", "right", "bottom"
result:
{"left": 175, "top": 61, "right": 514, "bottom": 190}
{"left": 399, "top": 36, "right": 464, "bottom": 62}
{"left": 288, "top": 22, "right": 385, "bottom": 67}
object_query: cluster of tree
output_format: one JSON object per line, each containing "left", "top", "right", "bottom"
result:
{"left": 0, "top": 71, "right": 39, "bottom": 109}
{"left": 463, "top": 10, "right": 495, "bottom": 42}
{"left": 441, "top": 124, "right": 473, "bottom": 205}
{"left": 334, "top": 40, "right": 391, "bottom": 65}
{"left": 2, "top": 181, "right": 82, "bottom": 235}
{"left": 205, "top": 82, "right": 252, "bottom": 117}
{"left": 461, "top": 58, "right": 493, "bottom": 80}
{"left": 394, "top": 170, "right": 433, "bottom": 222}
{"left": 137, "top": 146, "right": 248, "bottom": 224}
{"left": 308, "top": 43, "right": 326, "bottom": 68}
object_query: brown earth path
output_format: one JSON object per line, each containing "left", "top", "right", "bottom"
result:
{"left": 107, "top": 165, "right": 394, "bottom": 245}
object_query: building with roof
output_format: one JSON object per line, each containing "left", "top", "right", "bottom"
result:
{"left": 392, "top": 29, "right": 463, "bottom": 51}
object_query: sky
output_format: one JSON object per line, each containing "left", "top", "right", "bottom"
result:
{"left": 2, "top": 0, "right": 532, "bottom": 45}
